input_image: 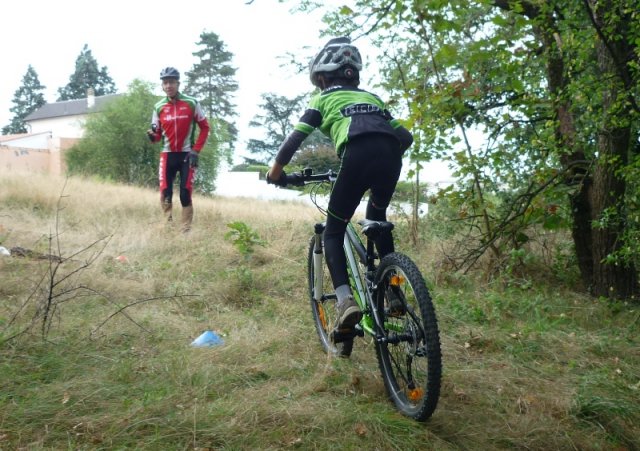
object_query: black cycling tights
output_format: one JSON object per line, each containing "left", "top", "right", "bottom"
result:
{"left": 323, "top": 133, "right": 402, "bottom": 289}
{"left": 160, "top": 152, "right": 194, "bottom": 207}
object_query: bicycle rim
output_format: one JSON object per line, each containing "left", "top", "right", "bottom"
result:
{"left": 374, "top": 252, "right": 441, "bottom": 421}
{"left": 307, "top": 237, "right": 353, "bottom": 357}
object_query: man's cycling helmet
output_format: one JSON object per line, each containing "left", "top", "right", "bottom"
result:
{"left": 160, "top": 67, "right": 180, "bottom": 80}
{"left": 309, "top": 37, "right": 363, "bottom": 87}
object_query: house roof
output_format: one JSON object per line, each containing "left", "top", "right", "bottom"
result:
{"left": 25, "top": 94, "right": 121, "bottom": 121}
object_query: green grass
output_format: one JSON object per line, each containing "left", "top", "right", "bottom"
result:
{"left": 0, "top": 172, "right": 639, "bottom": 450}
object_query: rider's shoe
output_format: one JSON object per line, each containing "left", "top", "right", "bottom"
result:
{"left": 387, "top": 286, "right": 407, "bottom": 317}
{"left": 335, "top": 296, "right": 362, "bottom": 331}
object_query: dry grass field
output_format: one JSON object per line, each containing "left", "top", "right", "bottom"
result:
{"left": 1, "top": 171, "right": 638, "bottom": 450}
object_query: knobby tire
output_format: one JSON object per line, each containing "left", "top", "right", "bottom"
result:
{"left": 374, "top": 252, "right": 442, "bottom": 421}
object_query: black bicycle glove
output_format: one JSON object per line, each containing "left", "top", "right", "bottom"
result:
{"left": 147, "top": 124, "right": 158, "bottom": 142}
{"left": 188, "top": 150, "right": 199, "bottom": 168}
{"left": 266, "top": 170, "right": 287, "bottom": 187}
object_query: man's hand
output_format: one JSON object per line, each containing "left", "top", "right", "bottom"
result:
{"left": 188, "top": 150, "right": 199, "bottom": 168}
{"left": 147, "top": 124, "right": 158, "bottom": 142}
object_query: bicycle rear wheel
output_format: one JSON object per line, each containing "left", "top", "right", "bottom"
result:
{"left": 307, "top": 236, "right": 353, "bottom": 357}
{"left": 374, "top": 252, "right": 441, "bottom": 421}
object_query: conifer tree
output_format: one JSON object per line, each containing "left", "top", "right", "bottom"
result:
{"left": 2, "top": 65, "right": 46, "bottom": 135}
{"left": 185, "top": 31, "right": 238, "bottom": 120}
{"left": 184, "top": 31, "right": 239, "bottom": 161}
{"left": 57, "top": 44, "right": 116, "bottom": 101}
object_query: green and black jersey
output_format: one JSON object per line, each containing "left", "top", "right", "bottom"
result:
{"left": 275, "top": 85, "right": 407, "bottom": 165}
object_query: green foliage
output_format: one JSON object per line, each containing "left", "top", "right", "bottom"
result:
{"left": 195, "top": 117, "right": 228, "bottom": 194}
{"left": 230, "top": 163, "right": 269, "bottom": 179}
{"left": 314, "top": 0, "right": 640, "bottom": 298}
{"left": 57, "top": 44, "right": 116, "bottom": 101}
{"left": 65, "top": 80, "right": 159, "bottom": 186}
{"left": 2, "top": 65, "right": 46, "bottom": 135}
{"left": 224, "top": 221, "right": 266, "bottom": 257}
{"left": 247, "top": 92, "right": 310, "bottom": 163}
{"left": 289, "top": 144, "right": 340, "bottom": 173}
{"left": 392, "top": 179, "right": 430, "bottom": 204}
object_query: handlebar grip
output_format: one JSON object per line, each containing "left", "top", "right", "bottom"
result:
{"left": 284, "top": 173, "right": 305, "bottom": 187}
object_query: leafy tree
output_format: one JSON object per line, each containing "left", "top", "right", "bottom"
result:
{"left": 247, "top": 93, "right": 307, "bottom": 163}
{"left": 2, "top": 65, "right": 46, "bottom": 135}
{"left": 65, "top": 80, "right": 157, "bottom": 185}
{"left": 66, "top": 79, "right": 223, "bottom": 194}
{"left": 290, "top": 145, "right": 340, "bottom": 173}
{"left": 184, "top": 31, "right": 238, "bottom": 164}
{"left": 311, "top": 0, "right": 639, "bottom": 299}
{"left": 57, "top": 44, "right": 116, "bottom": 101}
{"left": 195, "top": 117, "right": 227, "bottom": 194}
{"left": 247, "top": 92, "right": 332, "bottom": 164}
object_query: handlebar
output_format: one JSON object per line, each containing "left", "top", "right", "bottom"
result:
{"left": 275, "top": 168, "right": 337, "bottom": 187}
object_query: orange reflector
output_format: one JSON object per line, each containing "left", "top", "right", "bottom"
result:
{"left": 318, "top": 306, "right": 327, "bottom": 328}
{"left": 408, "top": 388, "right": 424, "bottom": 401}
{"left": 390, "top": 275, "right": 405, "bottom": 286}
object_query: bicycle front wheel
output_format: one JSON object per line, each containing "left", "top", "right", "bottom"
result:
{"left": 307, "top": 236, "right": 353, "bottom": 357}
{"left": 374, "top": 252, "right": 442, "bottom": 421}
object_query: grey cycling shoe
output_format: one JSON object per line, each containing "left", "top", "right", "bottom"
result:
{"left": 335, "top": 296, "right": 362, "bottom": 331}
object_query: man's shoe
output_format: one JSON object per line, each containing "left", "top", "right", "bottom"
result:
{"left": 335, "top": 296, "right": 362, "bottom": 331}
{"left": 387, "top": 286, "right": 407, "bottom": 317}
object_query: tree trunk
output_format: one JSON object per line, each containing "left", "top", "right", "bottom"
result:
{"left": 587, "top": 16, "right": 638, "bottom": 299}
{"left": 540, "top": 22, "right": 595, "bottom": 291}
{"left": 569, "top": 180, "right": 594, "bottom": 291}
{"left": 542, "top": 3, "right": 638, "bottom": 299}
{"left": 590, "top": 140, "right": 637, "bottom": 298}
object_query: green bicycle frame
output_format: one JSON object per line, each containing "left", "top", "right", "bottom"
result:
{"left": 344, "top": 223, "right": 377, "bottom": 335}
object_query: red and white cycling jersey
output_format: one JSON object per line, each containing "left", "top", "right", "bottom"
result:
{"left": 150, "top": 92, "right": 209, "bottom": 153}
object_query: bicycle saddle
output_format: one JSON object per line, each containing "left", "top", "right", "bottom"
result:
{"left": 357, "top": 219, "right": 394, "bottom": 239}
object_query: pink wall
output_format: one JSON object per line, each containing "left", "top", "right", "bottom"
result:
{"left": 0, "top": 138, "right": 78, "bottom": 175}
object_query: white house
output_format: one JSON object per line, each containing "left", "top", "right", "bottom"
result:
{"left": 0, "top": 91, "right": 120, "bottom": 175}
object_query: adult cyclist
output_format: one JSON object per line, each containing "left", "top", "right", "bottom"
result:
{"left": 147, "top": 67, "right": 210, "bottom": 233}
{"left": 266, "top": 37, "right": 413, "bottom": 334}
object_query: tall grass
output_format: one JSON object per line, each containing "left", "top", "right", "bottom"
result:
{"left": 0, "top": 172, "right": 638, "bottom": 450}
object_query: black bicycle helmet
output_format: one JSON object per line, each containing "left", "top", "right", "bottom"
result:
{"left": 160, "top": 67, "right": 180, "bottom": 80}
{"left": 309, "top": 37, "right": 363, "bottom": 88}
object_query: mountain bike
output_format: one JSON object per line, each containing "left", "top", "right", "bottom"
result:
{"left": 284, "top": 168, "right": 442, "bottom": 421}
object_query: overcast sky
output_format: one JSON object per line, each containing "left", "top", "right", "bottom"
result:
{"left": 0, "top": 0, "right": 335, "bottom": 149}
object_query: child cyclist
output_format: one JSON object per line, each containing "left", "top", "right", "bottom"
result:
{"left": 267, "top": 37, "right": 414, "bottom": 334}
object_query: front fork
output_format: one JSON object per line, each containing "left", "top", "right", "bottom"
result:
{"left": 312, "top": 223, "right": 325, "bottom": 302}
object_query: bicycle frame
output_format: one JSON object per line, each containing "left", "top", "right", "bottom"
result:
{"left": 343, "top": 224, "right": 380, "bottom": 337}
